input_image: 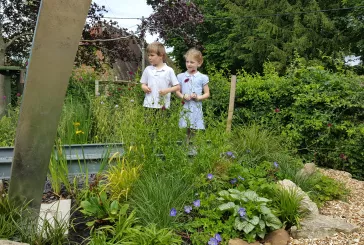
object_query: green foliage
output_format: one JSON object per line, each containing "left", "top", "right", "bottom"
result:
{"left": 224, "top": 66, "right": 364, "bottom": 179}
{"left": 130, "top": 170, "right": 193, "bottom": 229}
{"left": 301, "top": 172, "right": 349, "bottom": 207}
{"left": 80, "top": 190, "right": 122, "bottom": 228}
{"left": 0, "top": 106, "right": 18, "bottom": 146}
{"left": 270, "top": 186, "right": 304, "bottom": 229}
{"left": 218, "top": 189, "right": 282, "bottom": 242}
{"left": 103, "top": 153, "right": 142, "bottom": 201}
{"left": 88, "top": 204, "right": 182, "bottom": 245}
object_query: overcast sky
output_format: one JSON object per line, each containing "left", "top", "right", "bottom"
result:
{"left": 92, "top": 0, "right": 158, "bottom": 44}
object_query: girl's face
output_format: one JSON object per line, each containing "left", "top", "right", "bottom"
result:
{"left": 185, "top": 56, "right": 201, "bottom": 73}
{"left": 148, "top": 52, "right": 164, "bottom": 66}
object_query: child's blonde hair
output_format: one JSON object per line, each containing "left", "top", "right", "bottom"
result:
{"left": 147, "top": 42, "right": 166, "bottom": 61}
{"left": 184, "top": 48, "right": 203, "bottom": 64}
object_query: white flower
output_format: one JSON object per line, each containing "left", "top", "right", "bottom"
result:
{"left": 100, "top": 101, "right": 104, "bottom": 104}
{"left": 130, "top": 99, "right": 134, "bottom": 103}
{"left": 115, "top": 104, "right": 119, "bottom": 108}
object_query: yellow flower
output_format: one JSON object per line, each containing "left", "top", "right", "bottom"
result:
{"left": 76, "top": 130, "right": 84, "bottom": 135}
{"left": 73, "top": 122, "right": 81, "bottom": 127}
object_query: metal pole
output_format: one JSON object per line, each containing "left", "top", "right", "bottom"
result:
{"left": 8, "top": 0, "right": 92, "bottom": 212}
{"left": 141, "top": 16, "right": 145, "bottom": 72}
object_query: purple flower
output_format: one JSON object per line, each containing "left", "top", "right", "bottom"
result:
{"left": 226, "top": 151, "right": 236, "bottom": 159}
{"left": 230, "top": 178, "right": 237, "bottom": 184}
{"left": 207, "top": 173, "right": 213, "bottom": 180}
{"left": 2, "top": 96, "right": 6, "bottom": 100}
{"left": 208, "top": 238, "right": 219, "bottom": 245}
{"left": 238, "top": 207, "right": 246, "bottom": 218}
{"left": 215, "top": 233, "right": 222, "bottom": 242}
{"left": 238, "top": 176, "right": 244, "bottom": 181}
{"left": 208, "top": 234, "right": 222, "bottom": 245}
{"left": 273, "top": 162, "right": 279, "bottom": 168}
{"left": 170, "top": 208, "right": 177, "bottom": 217}
{"left": 193, "top": 199, "right": 201, "bottom": 208}
{"left": 184, "top": 206, "right": 192, "bottom": 214}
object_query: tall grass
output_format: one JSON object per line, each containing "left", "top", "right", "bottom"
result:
{"left": 130, "top": 170, "right": 193, "bottom": 229}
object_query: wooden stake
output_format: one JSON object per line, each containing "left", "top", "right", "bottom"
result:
{"left": 226, "top": 75, "right": 237, "bottom": 133}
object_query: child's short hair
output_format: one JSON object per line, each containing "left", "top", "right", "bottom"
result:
{"left": 184, "top": 48, "right": 203, "bottom": 64}
{"left": 147, "top": 42, "right": 166, "bottom": 61}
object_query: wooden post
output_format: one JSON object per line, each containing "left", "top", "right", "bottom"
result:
{"left": 226, "top": 75, "right": 237, "bottom": 133}
{"left": 8, "top": 0, "right": 92, "bottom": 212}
{"left": 95, "top": 80, "right": 100, "bottom": 96}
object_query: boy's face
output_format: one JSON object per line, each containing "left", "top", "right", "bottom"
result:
{"left": 148, "top": 52, "right": 164, "bottom": 66}
{"left": 185, "top": 57, "right": 201, "bottom": 73}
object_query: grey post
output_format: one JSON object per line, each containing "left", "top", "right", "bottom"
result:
{"left": 8, "top": 0, "right": 92, "bottom": 211}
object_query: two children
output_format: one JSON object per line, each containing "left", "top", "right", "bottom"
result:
{"left": 140, "top": 42, "right": 210, "bottom": 142}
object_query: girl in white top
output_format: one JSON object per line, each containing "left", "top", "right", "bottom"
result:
{"left": 176, "top": 48, "right": 210, "bottom": 142}
{"left": 141, "top": 42, "right": 179, "bottom": 109}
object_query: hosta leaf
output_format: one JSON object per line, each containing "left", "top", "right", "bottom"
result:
{"left": 265, "top": 213, "right": 282, "bottom": 230}
{"left": 260, "top": 205, "right": 272, "bottom": 214}
{"left": 250, "top": 216, "right": 260, "bottom": 225}
{"left": 259, "top": 219, "right": 265, "bottom": 230}
{"left": 218, "top": 202, "right": 236, "bottom": 211}
{"left": 243, "top": 222, "right": 255, "bottom": 234}
{"left": 234, "top": 217, "right": 245, "bottom": 231}
{"left": 243, "top": 190, "right": 259, "bottom": 201}
{"left": 218, "top": 190, "right": 230, "bottom": 198}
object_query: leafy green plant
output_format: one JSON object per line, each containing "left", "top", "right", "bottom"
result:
{"left": 217, "top": 189, "right": 282, "bottom": 242}
{"left": 80, "top": 190, "right": 121, "bottom": 227}
{"left": 270, "top": 186, "right": 304, "bottom": 229}
{"left": 103, "top": 153, "right": 142, "bottom": 201}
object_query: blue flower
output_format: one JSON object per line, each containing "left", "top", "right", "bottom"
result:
{"left": 193, "top": 199, "right": 201, "bottom": 207}
{"left": 208, "top": 238, "right": 219, "bottom": 245}
{"left": 226, "top": 151, "right": 236, "bottom": 158}
{"left": 230, "top": 178, "right": 237, "bottom": 184}
{"left": 207, "top": 173, "right": 213, "bottom": 180}
{"left": 208, "top": 234, "right": 222, "bottom": 245}
{"left": 215, "top": 233, "right": 222, "bottom": 242}
{"left": 273, "top": 162, "right": 279, "bottom": 168}
{"left": 238, "top": 207, "right": 246, "bottom": 218}
{"left": 170, "top": 208, "right": 177, "bottom": 217}
{"left": 246, "top": 149, "right": 251, "bottom": 153}
{"left": 184, "top": 206, "right": 192, "bottom": 214}
{"left": 238, "top": 176, "right": 245, "bottom": 181}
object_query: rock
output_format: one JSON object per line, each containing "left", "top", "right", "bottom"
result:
{"left": 264, "top": 229, "right": 290, "bottom": 245}
{"left": 290, "top": 214, "right": 359, "bottom": 239}
{"left": 0, "top": 241, "right": 30, "bottom": 245}
{"left": 228, "top": 239, "right": 260, "bottom": 245}
{"left": 278, "top": 179, "right": 319, "bottom": 216}
{"left": 298, "top": 163, "right": 316, "bottom": 176}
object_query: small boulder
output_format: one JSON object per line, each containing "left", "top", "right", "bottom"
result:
{"left": 264, "top": 229, "right": 290, "bottom": 245}
{"left": 291, "top": 214, "right": 359, "bottom": 239}
{"left": 278, "top": 179, "right": 319, "bottom": 216}
{"left": 298, "top": 163, "right": 316, "bottom": 176}
{"left": 228, "top": 239, "right": 260, "bottom": 245}
{"left": 0, "top": 241, "right": 30, "bottom": 245}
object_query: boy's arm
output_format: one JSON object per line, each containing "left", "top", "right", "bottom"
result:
{"left": 196, "top": 84, "right": 210, "bottom": 101}
{"left": 159, "top": 84, "right": 180, "bottom": 95}
{"left": 140, "top": 68, "right": 151, "bottom": 94}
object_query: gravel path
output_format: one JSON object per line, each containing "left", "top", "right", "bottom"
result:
{"left": 289, "top": 168, "right": 364, "bottom": 245}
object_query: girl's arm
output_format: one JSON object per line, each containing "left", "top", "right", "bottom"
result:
{"left": 196, "top": 84, "right": 210, "bottom": 101}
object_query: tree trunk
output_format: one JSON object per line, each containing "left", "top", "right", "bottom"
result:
{"left": 0, "top": 35, "right": 6, "bottom": 117}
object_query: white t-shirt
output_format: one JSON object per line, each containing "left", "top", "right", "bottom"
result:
{"left": 140, "top": 64, "right": 179, "bottom": 108}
